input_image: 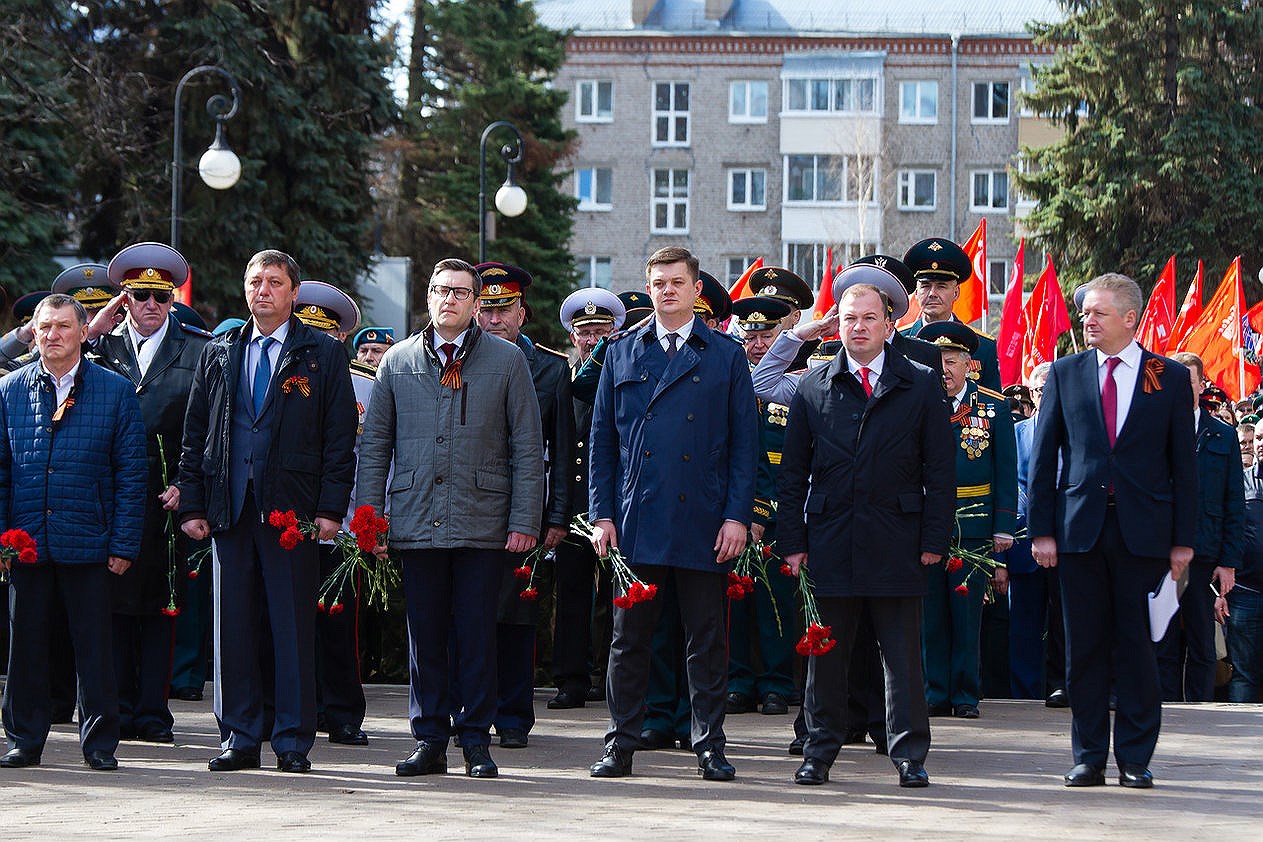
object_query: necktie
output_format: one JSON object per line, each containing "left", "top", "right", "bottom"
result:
{"left": 1102, "top": 356, "right": 1121, "bottom": 447}
{"left": 666, "top": 333, "right": 679, "bottom": 360}
{"left": 440, "top": 342, "right": 458, "bottom": 368}
{"left": 253, "top": 336, "right": 275, "bottom": 416}
{"left": 858, "top": 366, "right": 873, "bottom": 398}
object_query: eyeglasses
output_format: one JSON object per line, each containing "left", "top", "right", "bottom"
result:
{"left": 429, "top": 284, "right": 475, "bottom": 302}
{"left": 129, "top": 289, "right": 173, "bottom": 304}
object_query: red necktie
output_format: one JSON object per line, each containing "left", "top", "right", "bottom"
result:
{"left": 858, "top": 366, "right": 873, "bottom": 398}
{"left": 441, "top": 342, "right": 457, "bottom": 368}
{"left": 1102, "top": 356, "right": 1121, "bottom": 447}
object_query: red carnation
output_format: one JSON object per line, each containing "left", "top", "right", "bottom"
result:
{"left": 279, "top": 527, "right": 302, "bottom": 550}
{"left": 329, "top": 602, "right": 345, "bottom": 615}
{"left": 795, "top": 638, "right": 812, "bottom": 656}
{"left": 779, "top": 563, "right": 793, "bottom": 577}
{"left": 519, "top": 587, "right": 539, "bottom": 602}
{"left": 188, "top": 570, "right": 199, "bottom": 579}
{"left": 727, "top": 584, "right": 747, "bottom": 600}
{"left": 815, "top": 637, "right": 837, "bottom": 655}
{"left": 762, "top": 544, "right": 773, "bottom": 559}
{"left": 161, "top": 606, "right": 180, "bottom": 617}
{"left": 641, "top": 583, "right": 658, "bottom": 601}
{"left": 317, "top": 600, "right": 327, "bottom": 613}
{"left": 946, "top": 556, "right": 964, "bottom": 573}
{"left": 954, "top": 583, "right": 969, "bottom": 596}
{"left": 613, "top": 594, "right": 634, "bottom": 609}
{"left": 513, "top": 565, "right": 533, "bottom": 581}
{"left": 373, "top": 517, "right": 389, "bottom": 534}
{"left": 268, "top": 509, "right": 298, "bottom": 531}
{"left": 18, "top": 547, "right": 37, "bottom": 564}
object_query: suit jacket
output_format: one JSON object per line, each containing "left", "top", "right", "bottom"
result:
{"left": 1193, "top": 411, "right": 1245, "bottom": 568}
{"left": 589, "top": 315, "right": 758, "bottom": 571}
{"left": 1028, "top": 346, "right": 1197, "bottom": 557}
{"left": 777, "top": 344, "right": 956, "bottom": 597}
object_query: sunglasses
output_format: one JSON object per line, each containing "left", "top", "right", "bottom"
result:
{"left": 129, "top": 289, "right": 173, "bottom": 304}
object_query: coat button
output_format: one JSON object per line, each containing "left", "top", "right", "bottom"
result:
{"left": 576, "top": 440, "right": 584, "bottom": 448}
{"left": 682, "top": 454, "right": 690, "bottom": 462}
{"left": 574, "top": 475, "right": 582, "bottom": 482}
{"left": 47, "top": 467, "right": 53, "bottom": 474}
{"left": 678, "top": 494, "right": 686, "bottom": 502}
{"left": 436, "top": 436, "right": 444, "bottom": 443}
{"left": 643, "top": 450, "right": 651, "bottom": 458}
{"left": 641, "top": 373, "right": 647, "bottom": 380}
{"left": 645, "top": 412, "right": 653, "bottom": 420}
{"left": 576, "top": 457, "right": 583, "bottom": 465}
{"left": 692, "top": 376, "right": 700, "bottom": 382}
{"left": 435, "top": 477, "right": 443, "bottom": 484}
{"left": 47, "top": 508, "right": 53, "bottom": 515}
{"left": 432, "top": 520, "right": 441, "bottom": 528}
{"left": 852, "top": 413, "right": 859, "bottom": 420}
{"left": 686, "top": 414, "right": 694, "bottom": 421}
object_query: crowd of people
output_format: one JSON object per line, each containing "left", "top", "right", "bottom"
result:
{"left": 0, "top": 237, "right": 1257, "bottom": 790}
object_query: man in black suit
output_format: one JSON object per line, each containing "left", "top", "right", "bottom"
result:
{"left": 779, "top": 280, "right": 955, "bottom": 789}
{"left": 1030, "top": 273, "right": 1197, "bottom": 789}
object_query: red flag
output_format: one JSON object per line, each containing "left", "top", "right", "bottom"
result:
{"left": 1168, "top": 260, "right": 1204, "bottom": 351}
{"left": 175, "top": 270, "right": 193, "bottom": 306}
{"left": 1176, "top": 257, "right": 1260, "bottom": 400}
{"left": 895, "top": 292, "right": 922, "bottom": 330}
{"left": 1021, "top": 254, "right": 1071, "bottom": 382}
{"left": 997, "top": 240, "right": 1026, "bottom": 387}
{"left": 1135, "top": 256, "right": 1176, "bottom": 354}
{"left": 812, "top": 248, "right": 835, "bottom": 321}
{"left": 728, "top": 257, "right": 763, "bottom": 301}
{"left": 956, "top": 219, "right": 987, "bottom": 325}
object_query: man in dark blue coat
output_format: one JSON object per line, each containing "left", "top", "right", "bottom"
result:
{"left": 587, "top": 246, "right": 758, "bottom": 781}
{"left": 0, "top": 294, "right": 148, "bottom": 771}
{"left": 779, "top": 281, "right": 955, "bottom": 789}
{"left": 1030, "top": 273, "right": 1197, "bottom": 789}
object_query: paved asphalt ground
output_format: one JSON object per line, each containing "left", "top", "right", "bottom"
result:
{"left": 1, "top": 685, "right": 1259, "bottom": 839}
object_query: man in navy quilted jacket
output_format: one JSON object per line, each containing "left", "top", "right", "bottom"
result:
{"left": 0, "top": 293, "right": 148, "bottom": 771}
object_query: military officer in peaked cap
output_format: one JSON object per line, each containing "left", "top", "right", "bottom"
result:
{"left": 0, "top": 292, "right": 53, "bottom": 372}
{"left": 725, "top": 296, "right": 798, "bottom": 718}
{"left": 549, "top": 288, "right": 626, "bottom": 710}
{"left": 901, "top": 239, "right": 1001, "bottom": 391}
{"left": 695, "top": 271, "right": 734, "bottom": 327}
{"left": 53, "top": 262, "right": 121, "bottom": 313}
{"left": 571, "top": 291, "right": 656, "bottom": 405}
{"left": 95, "top": 242, "right": 209, "bottom": 744}
{"left": 462, "top": 261, "right": 574, "bottom": 749}
{"left": 916, "top": 320, "right": 1016, "bottom": 719}
{"left": 749, "top": 265, "right": 814, "bottom": 325}
{"left": 292, "top": 280, "right": 373, "bottom": 747}
{"left": 353, "top": 327, "right": 394, "bottom": 369}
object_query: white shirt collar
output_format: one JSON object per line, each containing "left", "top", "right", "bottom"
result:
{"left": 250, "top": 319, "right": 290, "bottom": 348}
{"left": 951, "top": 382, "right": 969, "bottom": 407}
{"left": 1095, "top": 339, "right": 1142, "bottom": 369}
{"left": 656, "top": 316, "right": 694, "bottom": 345}
{"left": 39, "top": 358, "right": 80, "bottom": 388}
{"left": 432, "top": 328, "right": 470, "bottom": 353}
{"left": 846, "top": 348, "right": 885, "bottom": 379}
{"left": 128, "top": 315, "right": 169, "bottom": 354}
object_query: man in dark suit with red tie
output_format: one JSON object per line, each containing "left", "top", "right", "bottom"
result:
{"left": 1029, "top": 273, "right": 1197, "bottom": 790}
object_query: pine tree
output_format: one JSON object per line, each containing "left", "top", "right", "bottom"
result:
{"left": 392, "top": 0, "right": 577, "bottom": 347}
{"left": 1016, "top": 1, "right": 1263, "bottom": 298}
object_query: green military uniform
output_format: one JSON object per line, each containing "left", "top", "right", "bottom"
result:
{"left": 902, "top": 315, "right": 1001, "bottom": 391}
{"left": 922, "top": 376, "right": 1017, "bottom": 712}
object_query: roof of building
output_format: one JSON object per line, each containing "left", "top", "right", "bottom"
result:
{"left": 535, "top": 0, "right": 1064, "bottom": 37}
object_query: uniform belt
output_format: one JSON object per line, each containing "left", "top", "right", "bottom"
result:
{"left": 956, "top": 482, "right": 991, "bottom": 498}
{"left": 767, "top": 451, "right": 781, "bottom": 465}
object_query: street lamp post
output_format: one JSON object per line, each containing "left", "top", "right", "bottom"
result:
{"left": 478, "top": 121, "right": 528, "bottom": 263}
{"left": 171, "top": 65, "right": 243, "bottom": 250}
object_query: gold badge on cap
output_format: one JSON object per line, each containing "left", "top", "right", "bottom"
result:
{"left": 83, "top": 268, "right": 96, "bottom": 280}
{"left": 482, "top": 267, "right": 509, "bottom": 278}
{"left": 763, "top": 269, "right": 777, "bottom": 280}
{"left": 306, "top": 305, "right": 320, "bottom": 315}
{"left": 749, "top": 311, "right": 765, "bottom": 322}
{"left": 928, "top": 241, "right": 943, "bottom": 251}
{"left": 487, "top": 284, "right": 503, "bottom": 295}
{"left": 759, "top": 285, "right": 776, "bottom": 296}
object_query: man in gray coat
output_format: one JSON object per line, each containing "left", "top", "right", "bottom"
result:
{"left": 357, "top": 257, "right": 544, "bottom": 780}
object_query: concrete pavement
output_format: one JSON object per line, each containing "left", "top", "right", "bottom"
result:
{"left": 1, "top": 686, "right": 1260, "bottom": 839}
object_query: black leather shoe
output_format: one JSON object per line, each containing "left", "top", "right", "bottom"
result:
{"left": 675, "top": 735, "right": 693, "bottom": 753}
{"left": 788, "top": 735, "right": 805, "bottom": 756}
{"left": 794, "top": 758, "right": 829, "bottom": 785}
{"left": 585, "top": 685, "right": 605, "bottom": 702}
{"left": 0, "top": 748, "right": 41, "bottom": 768}
{"left": 639, "top": 728, "right": 674, "bottom": 750}
{"left": 138, "top": 722, "right": 175, "bottom": 743}
{"left": 927, "top": 703, "right": 952, "bottom": 717}
{"left": 328, "top": 725, "right": 369, "bottom": 746}
{"left": 85, "top": 751, "right": 119, "bottom": 771}
{"left": 171, "top": 686, "right": 203, "bottom": 702}
{"left": 841, "top": 729, "right": 867, "bottom": 745}
{"left": 547, "top": 690, "right": 586, "bottom": 710}
{"left": 953, "top": 704, "right": 980, "bottom": 719}
{"left": 873, "top": 735, "right": 889, "bottom": 756}
{"left": 1045, "top": 688, "right": 1069, "bottom": 708}
{"left": 589, "top": 743, "right": 633, "bottom": 778}
{"left": 1064, "top": 763, "right": 1106, "bottom": 787}
{"left": 498, "top": 728, "right": 528, "bottom": 749}
{"left": 697, "top": 748, "right": 736, "bottom": 781}
{"left": 897, "top": 760, "right": 930, "bottom": 787}
{"left": 208, "top": 748, "right": 261, "bottom": 771}
{"left": 1119, "top": 765, "right": 1154, "bottom": 789}
{"left": 760, "top": 692, "right": 789, "bottom": 716}
{"left": 463, "top": 744, "right": 498, "bottom": 778}
{"left": 276, "top": 751, "right": 311, "bottom": 773}
{"left": 725, "top": 692, "right": 756, "bottom": 714}
{"left": 396, "top": 741, "right": 447, "bottom": 776}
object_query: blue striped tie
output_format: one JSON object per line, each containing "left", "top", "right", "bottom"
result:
{"left": 253, "top": 336, "right": 275, "bottom": 416}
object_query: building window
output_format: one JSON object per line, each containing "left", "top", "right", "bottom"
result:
{"left": 576, "top": 80, "right": 613, "bottom": 122}
{"left": 653, "top": 82, "right": 690, "bottom": 146}
{"left": 897, "top": 170, "right": 936, "bottom": 211}
{"left": 727, "top": 256, "right": 761, "bottom": 285}
{"left": 988, "top": 260, "right": 1009, "bottom": 297}
{"left": 785, "top": 242, "right": 877, "bottom": 285}
{"left": 651, "top": 168, "right": 689, "bottom": 233}
{"left": 784, "top": 77, "right": 880, "bottom": 114}
{"left": 972, "top": 81, "right": 1010, "bottom": 123}
{"left": 971, "top": 170, "right": 1009, "bottom": 212}
{"left": 576, "top": 167, "right": 613, "bottom": 210}
{"left": 575, "top": 256, "right": 613, "bottom": 289}
{"left": 729, "top": 81, "right": 769, "bottom": 123}
{"left": 899, "top": 81, "right": 938, "bottom": 123}
{"left": 727, "top": 168, "right": 767, "bottom": 211}
{"left": 785, "top": 155, "right": 876, "bottom": 204}
{"left": 1014, "top": 156, "right": 1037, "bottom": 208}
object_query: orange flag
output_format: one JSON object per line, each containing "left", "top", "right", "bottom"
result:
{"left": 895, "top": 292, "right": 922, "bottom": 330}
{"left": 1021, "top": 254, "right": 1071, "bottom": 382}
{"left": 728, "top": 257, "right": 763, "bottom": 301}
{"left": 1168, "top": 260, "right": 1204, "bottom": 351}
{"left": 1176, "top": 257, "right": 1260, "bottom": 400}
{"left": 956, "top": 219, "right": 987, "bottom": 325}
{"left": 997, "top": 240, "right": 1026, "bottom": 387}
{"left": 1135, "top": 256, "right": 1177, "bottom": 354}
{"left": 812, "top": 248, "right": 835, "bottom": 321}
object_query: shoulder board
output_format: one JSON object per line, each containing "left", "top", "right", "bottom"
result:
{"left": 608, "top": 329, "right": 636, "bottom": 343}
{"left": 976, "top": 385, "right": 1006, "bottom": 401}
{"left": 969, "top": 326, "right": 996, "bottom": 340}
{"left": 349, "top": 359, "right": 377, "bottom": 377}
{"left": 535, "top": 343, "right": 568, "bottom": 360}
{"left": 179, "top": 323, "right": 213, "bottom": 339}
{"left": 714, "top": 332, "right": 741, "bottom": 345}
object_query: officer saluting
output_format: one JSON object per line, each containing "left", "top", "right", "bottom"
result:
{"left": 915, "top": 321, "right": 1016, "bottom": 719}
